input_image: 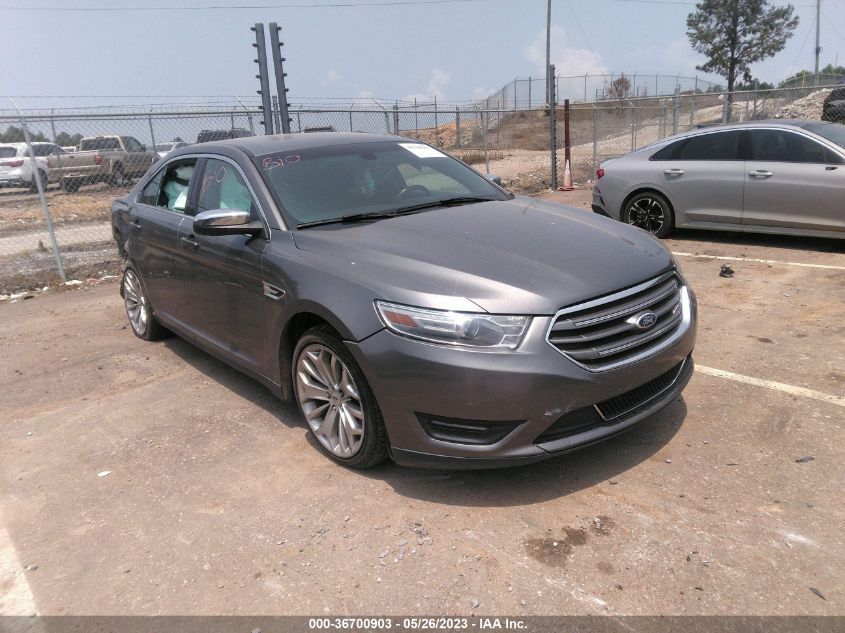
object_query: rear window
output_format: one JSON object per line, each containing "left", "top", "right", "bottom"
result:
{"left": 0, "top": 147, "right": 17, "bottom": 159}
{"left": 651, "top": 131, "right": 742, "bottom": 161}
{"left": 31, "top": 144, "right": 58, "bottom": 157}
{"left": 79, "top": 137, "right": 121, "bottom": 151}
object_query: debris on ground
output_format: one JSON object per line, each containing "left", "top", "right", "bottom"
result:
{"left": 719, "top": 264, "right": 735, "bottom": 278}
{"left": 809, "top": 587, "right": 826, "bottom": 601}
{"left": 97, "top": 470, "right": 112, "bottom": 478}
{"left": 772, "top": 90, "right": 831, "bottom": 120}
{"left": 795, "top": 456, "right": 815, "bottom": 463}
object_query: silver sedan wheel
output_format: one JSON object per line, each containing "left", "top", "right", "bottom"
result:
{"left": 123, "top": 269, "right": 148, "bottom": 336}
{"left": 627, "top": 197, "right": 665, "bottom": 234}
{"left": 295, "top": 344, "right": 365, "bottom": 458}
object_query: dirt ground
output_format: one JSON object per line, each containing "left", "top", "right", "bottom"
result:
{"left": 0, "top": 189, "right": 843, "bottom": 617}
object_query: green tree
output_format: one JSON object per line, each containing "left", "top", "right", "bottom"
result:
{"left": 687, "top": 0, "right": 799, "bottom": 121}
{"left": 0, "top": 125, "right": 48, "bottom": 143}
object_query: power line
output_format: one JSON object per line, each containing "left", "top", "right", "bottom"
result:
{"left": 0, "top": 0, "right": 492, "bottom": 12}
{"left": 821, "top": 8, "right": 845, "bottom": 45}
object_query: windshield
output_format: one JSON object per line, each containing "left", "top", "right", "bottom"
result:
{"left": 803, "top": 122, "right": 845, "bottom": 150}
{"left": 254, "top": 141, "right": 508, "bottom": 226}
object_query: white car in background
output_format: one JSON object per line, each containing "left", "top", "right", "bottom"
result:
{"left": 0, "top": 142, "right": 65, "bottom": 191}
{"left": 154, "top": 141, "right": 188, "bottom": 159}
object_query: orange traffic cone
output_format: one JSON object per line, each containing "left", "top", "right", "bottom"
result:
{"left": 561, "top": 158, "right": 574, "bottom": 191}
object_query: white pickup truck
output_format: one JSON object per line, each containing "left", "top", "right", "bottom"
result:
{"left": 49, "top": 135, "right": 157, "bottom": 192}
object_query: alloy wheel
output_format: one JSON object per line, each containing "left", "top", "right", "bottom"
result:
{"left": 123, "top": 269, "right": 148, "bottom": 336}
{"left": 627, "top": 197, "right": 665, "bottom": 234}
{"left": 295, "top": 344, "right": 365, "bottom": 458}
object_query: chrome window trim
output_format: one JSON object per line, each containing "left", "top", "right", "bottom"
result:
{"left": 545, "top": 273, "right": 692, "bottom": 373}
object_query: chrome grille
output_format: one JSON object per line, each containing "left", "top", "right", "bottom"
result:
{"left": 547, "top": 271, "right": 687, "bottom": 371}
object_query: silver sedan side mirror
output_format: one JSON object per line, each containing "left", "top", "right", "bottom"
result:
{"left": 193, "top": 209, "right": 263, "bottom": 236}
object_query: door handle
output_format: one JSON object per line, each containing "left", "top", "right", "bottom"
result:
{"left": 826, "top": 165, "right": 838, "bottom": 171}
{"left": 663, "top": 168, "right": 685, "bottom": 175}
{"left": 749, "top": 170, "right": 773, "bottom": 178}
{"left": 129, "top": 218, "right": 142, "bottom": 233}
{"left": 180, "top": 236, "right": 199, "bottom": 250}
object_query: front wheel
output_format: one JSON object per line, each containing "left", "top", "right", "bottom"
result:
{"left": 109, "top": 164, "right": 126, "bottom": 188}
{"left": 623, "top": 192, "right": 674, "bottom": 238}
{"left": 292, "top": 326, "right": 388, "bottom": 469}
{"left": 122, "top": 268, "right": 166, "bottom": 341}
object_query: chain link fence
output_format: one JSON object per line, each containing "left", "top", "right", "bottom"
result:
{"left": 1, "top": 83, "right": 842, "bottom": 294}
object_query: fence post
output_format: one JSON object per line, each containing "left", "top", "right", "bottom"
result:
{"left": 563, "top": 98, "right": 572, "bottom": 190}
{"left": 296, "top": 109, "right": 302, "bottom": 132}
{"left": 591, "top": 103, "right": 597, "bottom": 170}
{"left": 549, "top": 64, "right": 557, "bottom": 190}
{"left": 272, "top": 95, "right": 282, "bottom": 132}
{"left": 655, "top": 72, "right": 659, "bottom": 97}
{"left": 392, "top": 103, "right": 399, "bottom": 136}
{"left": 148, "top": 111, "right": 157, "bottom": 156}
{"left": 513, "top": 78, "right": 518, "bottom": 110}
{"left": 349, "top": 106, "right": 353, "bottom": 132}
{"left": 672, "top": 87, "right": 680, "bottom": 135}
{"left": 434, "top": 96, "right": 439, "bottom": 146}
{"left": 49, "top": 109, "right": 67, "bottom": 192}
{"left": 482, "top": 110, "right": 490, "bottom": 174}
{"left": 631, "top": 107, "right": 637, "bottom": 151}
{"left": 19, "top": 112, "right": 65, "bottom": 282}
{"left": 230, "top": 106, "right": 236, "bottom": 131}
{"left": 584, "top": 73, "right": 588, "bottom": 102}
{"left": 690, "top": 92, "right": 696, "bottom": 129}
{"left": 414, "top": 98, "right": 419, "bottom": 139}
{"left": 455, "top": 107, "right": 461, "bottom": 148}
{"left": 528, "top": 77, "right": 532, "bottom": 109}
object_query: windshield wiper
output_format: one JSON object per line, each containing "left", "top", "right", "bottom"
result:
{"left": 295, "top": 196, "right": 496, "bottom": 229}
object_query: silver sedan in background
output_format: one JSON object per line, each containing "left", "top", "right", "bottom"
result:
{"left": 593, "top": 121, "right": 845, "bottom": 239}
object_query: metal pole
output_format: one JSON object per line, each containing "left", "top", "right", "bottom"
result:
{"left": 272, "top": 95, "right": 282, "bottom": 132}
{"left": 230, "top": 106, "right": 236, "bottom": 131}
{"left": 235, "top": 96, "right": 256, "bottom": 135}
{"left": 252, "top": 23, "right": 274, "bottom": 135}
{"left": 673, "top": 87, "right": 680, "bottom": 134}
{"left": 392, "top": 103, "right": 399, "bottom": 136}
{"left": 482, "top": 110, "right": 490, "bottom": 174}
{"left": 690, "top": 93, "right": 696, "bottom": 129}
{"left": 414, "top": 98, "right": 419, "bottom": 139}
{"left": 549, "top": 64, "right": 557, "bottom": 190}
{"left": 455, "top": 107, "right": 461, "bottom": 148}
{"left": 269, "top": 22, "right": 292, "bottom": 133}
{"left": 528, "top": 77, "right": 532, "bottom": 109}
{"left": 631, "top": 108, "right": 636, "bottom": 151}
{"left": 296, "top": 109, "right": 302, "bottom": 132}
{"left": 49, "top": 109, "right": 66, "bottom": 192}
{"left": 584, "top": 73, "right": 588, "bottom": 102}
{"left": 814, "top": 0, "right": 821, "bottom": 87}
{"left": 148, "top": 111, "right": 157, "bottom": 156}
{"left": 545, "top": 0, "right": 552, "bottom": 106}
{"left": 591, "top": 103, "right": 597, "bottom": 171}
{"left": 563, "top": 98, "right": 571, "bottom": 189}
{"left": 514, "top": 78, "right": 518, "bottom": 110}
{"left": 11, "top": 102, "right": 65, "bottom": 282}
{"left": 434, "top": 95, "right": 439, "bottom": 146}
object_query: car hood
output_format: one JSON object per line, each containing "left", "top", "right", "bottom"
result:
{"left": 291, "top": 196, "right": 673, "bottom": 314}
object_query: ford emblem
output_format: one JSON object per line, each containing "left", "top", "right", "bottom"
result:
{"left": 628, "top": 311, "right": 657, "bottom": 329}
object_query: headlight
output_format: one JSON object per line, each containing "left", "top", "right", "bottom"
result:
{"left": 375, "top": 301, "right": 530, "bottom": 349}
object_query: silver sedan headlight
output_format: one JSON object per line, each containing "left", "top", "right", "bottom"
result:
{"left": 375, "top": 301, "right": 531, "bottom": 349}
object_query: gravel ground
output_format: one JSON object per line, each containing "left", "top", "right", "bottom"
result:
{"left": 1, "top": 191, "right": 842, "bottom": 617}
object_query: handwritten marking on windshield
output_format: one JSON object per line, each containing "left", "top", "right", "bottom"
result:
{"left": 262, "top": 154, "right": 301, "bottom": 170}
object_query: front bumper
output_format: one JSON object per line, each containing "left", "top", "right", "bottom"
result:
{"left": 345, "top": 292, "right": 697, "bottom": 469}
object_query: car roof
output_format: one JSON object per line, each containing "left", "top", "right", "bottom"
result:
{"left": 654, "top": 119, "right": 841, "bottom": 144}
{"left": 189, "top": 132, "right": 412, "bottom": 157}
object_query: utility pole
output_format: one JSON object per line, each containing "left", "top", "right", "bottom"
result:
{"left": 269, "top": 22, "right": 292, "bottom": 133}
{"left": 252, "top": 23, "right": 274, "bottom": 135}
{"left": 546, "top": 0, "right": 552, "bottom": 107}
{"left": 814, "top": 0, "right": 822, "bottom": 87}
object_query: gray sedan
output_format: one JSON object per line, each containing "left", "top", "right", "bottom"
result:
{"left": 592, "top": 121, "right": 845, "bottom": 239}
{"left": 112, "top": 133, "right": 696, "bottom": 469}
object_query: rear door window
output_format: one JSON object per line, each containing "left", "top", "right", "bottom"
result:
{"left": 676, "top": 131, "right": 743, "bottom": 161}
{"left": 0, "top": 147, "right": 19, "bottom": 158}
{"left": 138, "top": 159, "right": 197, "bottom": 213}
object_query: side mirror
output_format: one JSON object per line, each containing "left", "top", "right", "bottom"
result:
{"left": 484, "top": 174, "right": 503, "bottom": 187}
{"left": 193, "top": 209, "right": 263, "bottom": 237}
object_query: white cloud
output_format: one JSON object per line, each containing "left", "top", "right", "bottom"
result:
{"left": 405, "top": 68, "right": 452, "bottom": 102}
{"left": 324, "top": 69, "right": 340, "bottom": 85}
{"left": 472, "top": 85, "right": 491, "bottom": 99}
{"left": 357, "top": 89, "right": 374, "bottom": 99}
{"left": 523, "top": 25, "right": 607, "bottom": 77}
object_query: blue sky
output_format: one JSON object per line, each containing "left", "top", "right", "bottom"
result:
{"left": 1, "top": 0, "right": 843, "bottom": 109}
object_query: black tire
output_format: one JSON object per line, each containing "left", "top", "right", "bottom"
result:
{"left": 121, "top": 267, "right": 166, "bottom": 341}
{"left": 623, "top": 191, "right": 674, "bottom": 238}
{"left": 108, "top": 164, "right": 125, "bottom": 188}
{"left": 292, "top": 325, "right": 389, "bottom": 469}
{"left": 29, "top": 170, "right": 47, "bottom": 193}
